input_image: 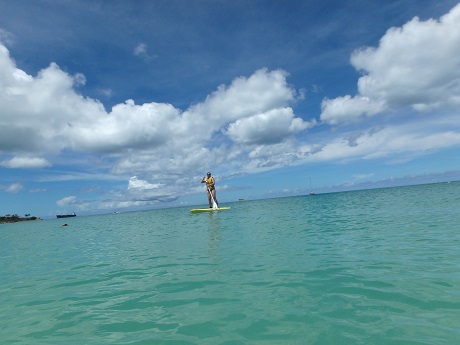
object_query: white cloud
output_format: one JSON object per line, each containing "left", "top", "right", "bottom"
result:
{"left": 57, "top": 196, "right": 77, "bottom": 206}
{"left": 125, "top": 176, "right": 177, "bottom": 203}
{"left": 226, "top": 107, "right": 312, "bottom": 145}
{"left": 354, "top": 173, "right": 374, "bottom": 180}
{"left": 71, "top": 99, "right": 180, "bottom": 152}
{"left": 133, "top": 43, "right": 157, "bottom": 60}
{"left": 1, "top": 156, "right": 51, "bottom": 169}
{"left": 73, "top": 73, "right": 86, "bottom": 86}
{"left": 0, "top": 45, "right": 106, "bottom": 153}
{"left": 103, "top": 68, "right": 309, "bottom": 176}
{"left": 2, "top": 182, "right": 23, "bottom": 193}
{"left": 193, "top": 68, "right": 297, "bottom": 124}
{"left": 321, "top": 3, "right": 460, "bottom": 124}
{"left": 0, "top": 44, "right": 308, "bottom": 180}
{"left": 0, "top": 28, "right": 14, "bottom": 45}
{"left": 99, "top": 88, "right": 112, "bottom": 97}
{"left": 134, "top": 43, "right": 147, "bottom": 56}
{"left": 321, "top": 96, "right": 386, "bottom": 125}
{"left": 300, "top": 121, "right": 460, "bottom": 163}
{"left": 128, "top": 176, "right": 162, "bottom": 190}
{"left": 29, "top": 188, "right": 47, "bottom": 193}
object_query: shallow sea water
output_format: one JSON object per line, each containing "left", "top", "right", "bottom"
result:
{"left": 1, "top": 182, "right": 459, "bottom": 344}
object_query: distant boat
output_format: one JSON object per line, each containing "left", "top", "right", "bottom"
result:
{"left": 56, "top": 212, "right": 76, "bottom": 218}
{"left": 309, "top": 177, "right": 316, "bottom": 195}
{"left": 238, "top": 198, "right": 245, "bottom": 202}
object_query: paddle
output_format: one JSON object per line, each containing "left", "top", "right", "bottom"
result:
{"left": 208, "top": 187, "right": 218, "bottom": 209}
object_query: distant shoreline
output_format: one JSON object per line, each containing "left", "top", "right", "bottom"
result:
{"left": 0, "top": 216, "right": 43, "bottom": 224}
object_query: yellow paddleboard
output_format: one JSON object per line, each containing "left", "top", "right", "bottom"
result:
{"left": 190, "top": 207, "right": 231, "bottom": 213}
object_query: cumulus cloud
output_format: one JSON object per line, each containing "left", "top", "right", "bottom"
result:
{"left": 81, "top": 68, "right": 310, "bottom": 176}
{"left": 321, "top": 96, "right": 386, "bottom": 125}
{"left": 195, "top": 68, "right": 297, "bottom": 123}
{"left": 226, "top": 107, "right": 312, "bottom": 145}
{"left": 0, "top": 45, "right": 308, "bottom": 179}
{"left": 321, "top": 3, "right": 460, "bottom": 124}
{"left": 71, "top": 99, "right": 181, "bottom": 152}
{"left": 0, "top": 45, "right": 106, "bottom": 153}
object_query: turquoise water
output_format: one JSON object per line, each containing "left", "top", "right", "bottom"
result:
{"left": 1, "top": 182, "right": 459, "bottom": 344}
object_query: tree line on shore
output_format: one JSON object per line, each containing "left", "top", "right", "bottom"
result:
{"left": 0, "top": 214, "right": 42, "bottom": 224}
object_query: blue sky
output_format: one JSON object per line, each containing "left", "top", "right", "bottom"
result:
{"left": 1, "top": 0, "right": 460, "bottom": 218}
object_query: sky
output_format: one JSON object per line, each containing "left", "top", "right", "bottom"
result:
{"left": 1, "top": 0, "right": 460, "bottom": 218}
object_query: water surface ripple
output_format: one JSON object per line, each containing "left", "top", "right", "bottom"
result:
{"left": 1, "top": 182, "right": 459, "bottom": 344}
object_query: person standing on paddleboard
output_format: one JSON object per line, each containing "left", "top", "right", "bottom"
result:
{"left": 201, "top": 172, "right": 219, "bottom": 208}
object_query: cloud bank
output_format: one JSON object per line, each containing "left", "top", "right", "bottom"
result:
{"left": 0, "top": 45, "right": 311, "bottom": 175}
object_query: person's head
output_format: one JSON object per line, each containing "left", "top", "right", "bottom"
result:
{"left": 207, "top": 172, "right": 211, "bottom": 177}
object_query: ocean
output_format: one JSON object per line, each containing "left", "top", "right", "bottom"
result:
{"left": 1, "top": 182, "right": 459, "bottom": 344}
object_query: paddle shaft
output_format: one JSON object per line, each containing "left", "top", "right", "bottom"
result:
{"left": 208, "top": 187, "right": 218, "bottom": 209}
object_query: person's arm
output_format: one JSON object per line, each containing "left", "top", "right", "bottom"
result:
{"left": 201, "top": 176, "right": 206, "bottom": 183}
